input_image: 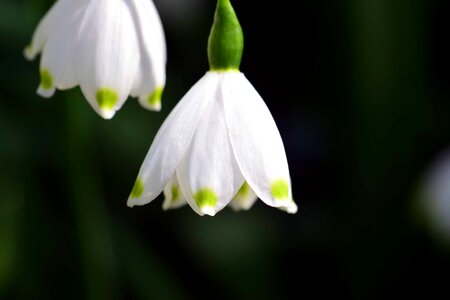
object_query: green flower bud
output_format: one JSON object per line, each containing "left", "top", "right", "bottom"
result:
{"left": 207, "top": 0, "right": 244, "bottom": 71}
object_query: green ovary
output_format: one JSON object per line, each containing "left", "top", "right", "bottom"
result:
{"left": 130, "top": 178, "right": 144, "bottom": 199}
{"left": 270, "top": 179, "right": 289, "bottom": 200}
{"left": 40, "top": 69, "right": 53, "bottom": 90}
{"left": 194, "top": 188, "right": 218, "bottom": 208}
{"left": 148, "top": 87, "right": 164, "bottom": 107}
{"left": 96, "top": 88, "right": 118, "bottom": 110}
{"left": 207, "top": 0, "right": 243, "bottom": 71}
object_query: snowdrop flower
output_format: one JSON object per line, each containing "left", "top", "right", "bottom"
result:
{"left": 128, "top": 0, "right": 297, "bottom": 216}
{"left": 24, "top": 0, "right": 166, "bottom": 119}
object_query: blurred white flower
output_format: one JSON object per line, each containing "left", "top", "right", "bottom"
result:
{"left": 128, "top": 71, "right": 298, "bottom": 216}
{"left": 420, "top": 148, "right": 450, "bottom": 242}
{"left": 24, "top": 0, "right": 166, "bottom": 119}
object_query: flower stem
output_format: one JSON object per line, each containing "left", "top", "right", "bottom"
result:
{"left": 65, "top": 95, "right": 118, "bottom": 300}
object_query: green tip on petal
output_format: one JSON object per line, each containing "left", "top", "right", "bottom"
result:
{"left": 235, "top": 182, "right": 250, "bottom": 199}
{"left": 40, "top": 69, "right": 54, "bottom": 90}
{"left": 148, "top": 86, "right": 164, "bottom": 108}
{"left": 171, "top": 185, "right": 180, "bottom": 203}
{"left": 96, "top": 88, "right": 118, "bottom": 111}
{"left": 271, "top": 179, "right": 290, "bottom": 200}
{"left": 194, "top": 188, "right": 218, "bottom": 210}
{"left": 130, "top": 178, "right": 144, "bottom": 199}
{"left": 207, "top": 0, "right": 244, "bottom": 71}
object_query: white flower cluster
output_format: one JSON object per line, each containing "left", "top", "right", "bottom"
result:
{"left": 26, "top": 0, "right": 298, "bottom": 216}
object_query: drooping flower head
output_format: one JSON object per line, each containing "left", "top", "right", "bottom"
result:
{"left": 128, "top": 0, "right": 298, "bottom": 216}
{"left": 25, "top": 0, "right": 166, "bottom": 119}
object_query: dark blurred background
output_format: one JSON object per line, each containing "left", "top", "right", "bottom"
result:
{"left": 1, "top": 0, "right": 450, "bottom": 299}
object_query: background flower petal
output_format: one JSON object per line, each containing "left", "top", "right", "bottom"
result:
{"left": 24, "top": 0, "right": 80, "bottom": 60}
{"left": 76, "top": 0, "right": 140, "bottom": 119}
{"left": 127, "top": 0, "right": 167, "bottom": 110}
{"left": 162, "top": 174, "right": 187, "bottom": 210}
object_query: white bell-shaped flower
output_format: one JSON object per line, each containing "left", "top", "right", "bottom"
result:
{"left": 24, "top": 0, "right": 166, "bottom": 119}
{"left": 128, "top": 70, "right": 297, "bottom": 216}
{"left": 127, "top": 0, "right": 297, "bottom": 216}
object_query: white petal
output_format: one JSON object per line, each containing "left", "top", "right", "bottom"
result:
{"left": 36, "top": 86, "right": 56, "bottom": 98}
{"left": 176, "top": 75, "right": 245, "bottom": 216}
{"left": 162, "top": 174, "right": 187, "bottom": 210}
{"left": 39, "top": 4, "right": 84, "bottom": 92}
{"left": 128, "top": 72, "right": 220, "bottom": 207}
{"left": 24, "top": 0, "right": 80, "bottom": 60}
{"left": 221, "top": 72, "right": 298, "bottom": 214}
{"left": 127, "top": 0, "right": 167, "bottom": 110}
{"left": 77, "top": 0, "right": 140, "bottom": 119}
{"left": 229, "top": 182, "right": 258, "bottom": 211}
